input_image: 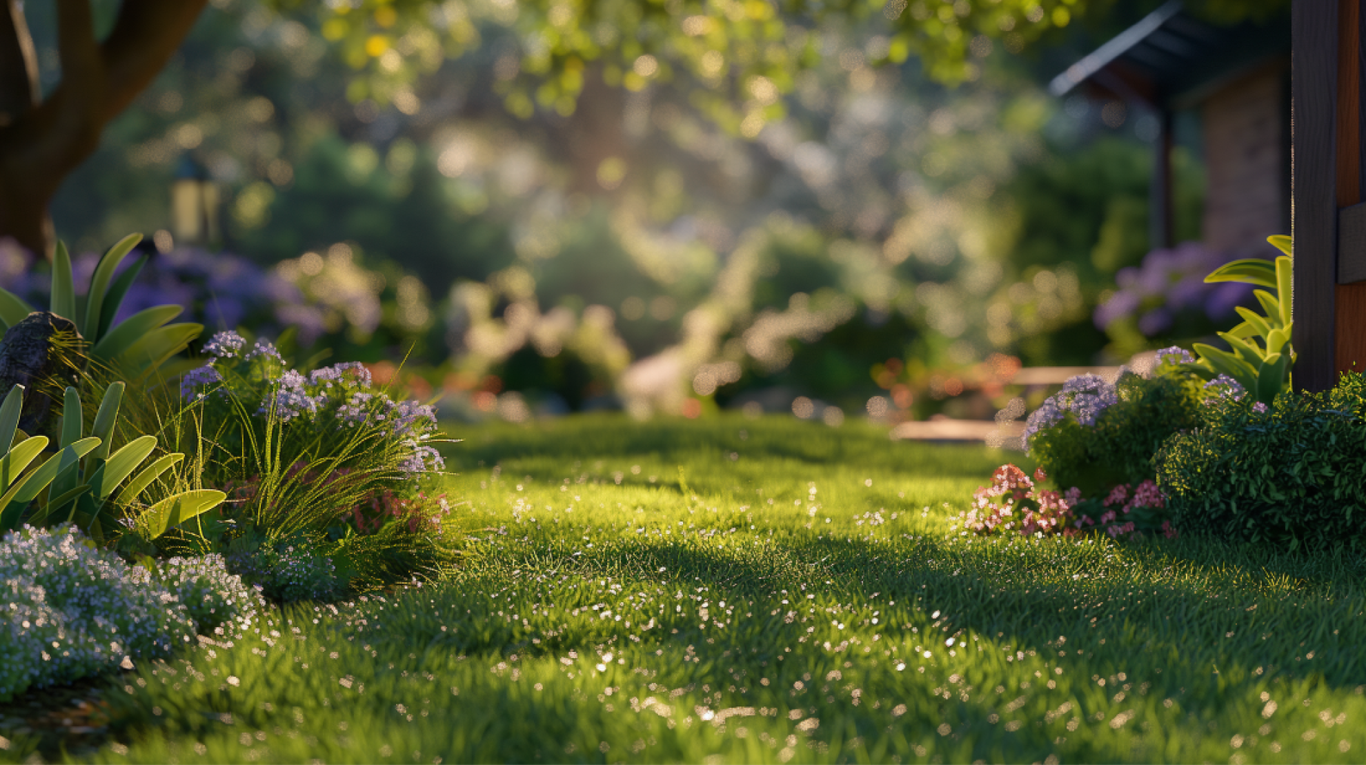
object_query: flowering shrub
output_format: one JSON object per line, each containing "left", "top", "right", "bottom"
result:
{"left": 1024, "top": 362, "right": 1205, "bottom": 498}
{"left": 136, "top": 554, "right": 265, "bottom": 634}
{"left": 1156, "top": 370, "right": 1366, "bottom": 552}
{"left": 0, "top": 525, "right": 259, "bottom": 702}
{"left": 954, "top": 465, "right": 1177, "bottom": 542}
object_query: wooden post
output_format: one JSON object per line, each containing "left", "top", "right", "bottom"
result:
{"left": 1336, "top": 0, "right": 1366, "bottom": 374}
{"left": 1292, "top": 0, "right": 1340, "bottom": 392}
{"left": 1150, "top": 108, "right": 1174, "bottom": 250}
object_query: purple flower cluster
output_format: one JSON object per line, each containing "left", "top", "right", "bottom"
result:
{"left": 204, "top": 330, "right": 246, "bottom": 358}
{"left": 185, "top": 332, "right": 443, "bottom": 474}
{"left": 1095, "top": 242, "right": 1260, "bottom": 336}
{"left": 1155, "top": 346, "right": 1196, "bottom": 367}
{"left": 180, "top": 364, "right": 223, "bottom": 400}
{"left": 1023, "top": 373, "right": 1119, "bottom": 453}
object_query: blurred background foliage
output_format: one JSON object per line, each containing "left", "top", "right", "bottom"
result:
{"left": 19, "top": 0, "right": 1283, "bottom": 423}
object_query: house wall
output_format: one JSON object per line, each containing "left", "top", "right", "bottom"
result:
{"left": 1201, "top": 62, "right": 1288, "bottom": 254}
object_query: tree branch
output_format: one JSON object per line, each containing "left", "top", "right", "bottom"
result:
{"left": 0, "top": 0, "right": 39, "bottom": 127}
{"left": 99, "top": 0, "right": 210, "bottom": 122}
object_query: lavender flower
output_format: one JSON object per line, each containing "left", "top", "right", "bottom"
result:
{"left": 204, "top": 330, "right": 247, "bottom": 359}
{"left": 180, "top": 363, "right": 223, "bottom": 400}
{"left": 1156, "top": 346, "right": 1196, "bottom": 367}
{"left": 1023, "top": 373, "right": 1119, "bottom": 453}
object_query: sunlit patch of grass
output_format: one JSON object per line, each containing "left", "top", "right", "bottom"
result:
{"left": 33, "top": 414, "right": 1366, "bottom": 763}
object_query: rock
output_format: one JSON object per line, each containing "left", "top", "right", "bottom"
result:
{"left": 0, "top": 312, "right": 88, "bottom": 438}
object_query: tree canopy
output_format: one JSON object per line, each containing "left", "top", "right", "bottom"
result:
{"left": 0, "top": 0, "right": 1285, "bottom": 255}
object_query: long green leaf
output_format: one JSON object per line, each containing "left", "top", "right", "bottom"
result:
{"left": 1276, "top": 255, "right": 1293, "bottom": 326}
{"left": 50, "top": 387, "right": 85, "bottom": 501}
{"left": 50, "top": 241, "right": 77, "bottom": 323}
{"left": 0, "top": 288, "right": 31, "bottom": 330}
{"left": 1226, "top": 322, "right": 1259, "bottom": 341}
{"left": 1268, "top": 234, "right": 1292, "bottom": 257}
{"left": 115, "top": 323, "right": 203, "bottom": 377}
{"left": 30, "top": 483, "right": 92, "bottom": 527}
{"left": 59, "top": 387, "right": 82, "bottom": 448}
{"left": 1266, "top": 326, "right": 1292, "bottom": 357}
{"left": 88, "top": 305, "right": 184, "bottom": 363}
{"left": 114, "top": 452, "right": 184, "bottom": 507}
{"left": 1194, "top": 343, "right": 1258, "bottom": 389}
{"left": 1204, "top": 258, "right": 1277, "bottom": 289}
{"left": 0, "top": 436, "right": 47, "bottom": 490}
{"left": 96, "top": 253, "right": 147, "bottom": 341}
{"left": 1257, "top": 352, "right": 1290, "bottom": 405}
{"left": 94, "top": 435, "right": 157, "bottom": 499}
{"left": 1233, "top": 307, "right": 1272, "bottom": 339}
{"left": 1217, "top": 332, "right": 1267, "bottom": 364}
{"left": 83, "top": 233, "right": 142, "bottom": 341}
{"left": 1254, "top": 290, "right": 1281, "bottom": 324}
{"left": 89, "top": 382, "right": 125, "bottom": 461}
{"left": 0, "top": 384, "right": 24, "bottom": 457}
{"left": 0, "top": 436, "right": 100, "bottom": 516}
{"left": 142, "top": 490, "right": 226, "bottom": 540}
{"left": 165, "top": 489, "right": 226, "bottom": 530}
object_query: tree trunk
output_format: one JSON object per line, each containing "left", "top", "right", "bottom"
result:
{"left": 0, "top": 0, "right": 210, "bottom": 257}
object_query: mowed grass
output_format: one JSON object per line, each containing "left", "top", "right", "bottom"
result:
{"left": 27, "top": 414, "right": 1366, "bottom": 763}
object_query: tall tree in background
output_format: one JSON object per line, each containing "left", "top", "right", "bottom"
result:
{"left": 0, "top": 0, "right": 1137, "bottom": 256}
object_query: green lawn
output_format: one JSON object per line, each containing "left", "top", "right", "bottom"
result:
{"left": 20, "top": 414, "right": 1366, "bottom": 763}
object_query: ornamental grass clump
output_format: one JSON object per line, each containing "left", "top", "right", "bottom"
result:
{"left": 0, "top": 525, "right": 259, "bottom": 702}
{"left": 1156, "top": 370, "right": 1366, "bottom": 552}
{"left": 173, "top": 331, "right": 457, "bottom": 595}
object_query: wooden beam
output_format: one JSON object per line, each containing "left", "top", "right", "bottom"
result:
{"left": 1291, "top": 0, "right": 1339, "bottom": 392}
{"left": 1337, "top": 0, "right": 1366, "bottom": 374}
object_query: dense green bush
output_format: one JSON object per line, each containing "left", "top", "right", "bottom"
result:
{"left": 1156, "top": 371, "right": 1366, "bottom": 552}
{"left": 1023, "top": 357, "right": 1206, "bottom": 498}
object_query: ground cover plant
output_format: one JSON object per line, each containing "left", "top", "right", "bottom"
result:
{"left": 3, "top": 414, "right": 1363, "bottom": 763}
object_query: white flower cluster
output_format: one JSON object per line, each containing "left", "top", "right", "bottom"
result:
{"left": 0, "top": 525, "right": 262, "bottom": 702}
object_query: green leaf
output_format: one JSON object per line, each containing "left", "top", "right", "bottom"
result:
{"left": 1254, "top": 289, "right": 1281, "bottom": 323}
{"left": 1225, "top": 322, "right": 1259, "bottom": 340}
{"left": 59, "top": 386, "right": 82, "bottom": 448}
{"left": 1256, "top": 352, "right": 1290, "bottom": 405}
{"left": 96, "top": 253, "right": 147, "bottom": 341}
{"left": 1276, "top": 255, "right": 1293, "bottom": 326}
{"left": 1216, "top": 332, "right": 1267, "bottom": 364}
{"left": 83, "top": 233, "right": 143, "bottom": 341}
{"left": 114, "top": 452, "right": 184, "bottom": 507}
{"left": 0, "top": 436, "right": 47, "bottom": 489}
{"left": 1233, "top": 307, "right": 1272, "bottom": 339}
{"left": 94, "top": 435, "right": 157, "bottom": 500}
{"left": 142, "top": 489, "right": 226, "bottom": 540}
{"left": 33, "top": 483, "right": 93, "bottom": 527}
{"left": 88, "top": 305, "right": 184, "bottom": 363}
{"left": 1204, "top": 258, "right": 1277, "bottom": 289}
{"left": 1267, "top": 234, "right": 1292, "bottom": 257}
{"left": 0, "top": 436, "right": 100, "bottom": 525}
{"left": 1266, "top": 326, "right": 1291, "bottom": 356}
{"left": 114, "top": 323, "right": 202, "bottom": 377}
{"left": 1192, "top": 343, "right": 1258, "bottom": 389}
{"left": 0, "top": 288, "right": 32, "bottom": 330}
{"left": 50, "top": 241, "right": 77, "bottom": 323}
{"left": 0, "top": 385, "right": 24, "bottom": 459}
{"left": 89, "top": 382, "right": 125, "bottom": 461}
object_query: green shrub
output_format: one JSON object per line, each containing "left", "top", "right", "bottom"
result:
{"left": 1023, "top": 356, "right": 1206, "bottom": 498}
{"left": 1155, "top": 371, "right": 1366, "bottom": 552}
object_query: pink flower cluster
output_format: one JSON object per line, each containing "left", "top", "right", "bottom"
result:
{"left": 955, "top": 465, "right": 1178, "bottom": 541}
{"left": 1091, "top": 480, "right": 1177, "bottom": 540}
{"left": 956, "top": 465, "right": 1078, "bottom": 537}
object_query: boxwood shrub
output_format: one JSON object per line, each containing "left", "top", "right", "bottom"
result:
{"left": 1155, "top": 371, "right": 1366, "bottom": 552}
